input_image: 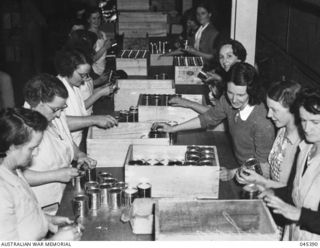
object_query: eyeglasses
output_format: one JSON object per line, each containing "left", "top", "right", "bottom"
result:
{"left": 44, "top": 103, "right": 68, "bottom": 113}
{"left": 76, "top": 71, "right": 91, "bottom": 80}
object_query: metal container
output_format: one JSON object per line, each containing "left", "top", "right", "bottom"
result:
{"left": 102, "top": 177, "right": 117, "bottom": 185}
{"left": 115, "top": 181, "right": 128, "bottom": 190}
{"left": 129, "top": 106, "right": 138, "bottom": 122}
{"left": 243, "top": 157, "right": 263, "bottom": 175}
{"left": 119, "top": 110, "right": 130, "bottom": 122}
{"left": 87, "top": 188, "right": 101, "bottom": 210}
{"left": 98, "top": 172, "right": 112, "bottom": 184}
{"left": 137, "top": 182, "right": 152, "bottom": 198}
{"left": 124, "top": 187, "right": 138, "bottom": 207}
{"left": 84, "top": 181, "right": 99, "bottom": 192}
{"left": 72, "top": 174, "right": 85, "bottom": 193}
{"left": 185, "top": 152, "right": 201, "bottom": 161}
{"left": 108, "top": 187, "right": 123, "bottom": 210}
{"left": 100, "top": 182, "right": 113, "bottom": 206}
{"left": 187, "top": 145, "right": 201, "bottom": 153}
{"left": 241, "top": 184, "right": 259, "bottom": 199}
{"left": 72, "top": 194, "right": 89, "bottom": 217}
{"left": 85, "top": 167, "right": 97, "bottom": 182}
{"left": 184, "top": 159, "right": 197, "bottom": 166}
{"left": 167, "top": 160, "right": 183, "bottom": 166}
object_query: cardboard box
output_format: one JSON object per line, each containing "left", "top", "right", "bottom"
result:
{"left": 150, "top": 54, "right": 173, "bottom": 66}
{"left": 116, "top": 50, "right": 148, "bottom": 76}
{"left": 138, "top": 94, "right": 204, "bottom": 124}
{"left": 114, "top": 79, "right": 175, "bottom": 110}
{"left": 87, "top": 124, "right": 169, "bottom": 168}
{"left": 155, "top": 199, "right": 279, "bottom": 241}
{"left": 174, "top": 56, "right": 204, "bottom": 85}
{"left": 124, "top": 144, "right": 220, "bottom": 198}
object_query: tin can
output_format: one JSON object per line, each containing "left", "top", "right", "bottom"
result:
{"left": 187, "top": 145, "right": 201, "bottom": 153}
{"left": 85, "top": 167, "right": 97, "bottom": 182}
{"left": 124, "top": 187, "right": 138, "bottom": 207}
{"left": 115, "top": 181, "right": 128, "bottom": 190}
{"left": 168, "top": 160, "right": 183, "bottom": 166}
{"left": 84, "top": 181, "right": 99, "bottom": 192}
{"left": 87, "top": 188, "right": 101, "bottom": 210}
{"left": 129, "top": 106, "right": 138, "bottom": 122}
{"left": 241, "top": 184, "right": 259, "bottom": 199}
{"left": 108, "top": 187, "right": 123, "bottom": 210}
{"left": 72, "top": 194, "right": 89, "bottom": 217}
{"left": 185, "top": 152, "right": 201, "bottom": 161}
{"left": 72, "top": 174, "right": 85, "bottom": 193}
{"left": 102, "top": 177, "right": 117, "bottom": 185}
{"left": 198, "top": 159, "right": 215, "bottom": 166}
{"left": 243, "top": 157, "right": 263, "bottom": 175}
{"left": 119, "top": 110, "right": 130, "bottom": 122}
{"left": 100, "top": 182, "right": 113, "bottom": 206}
{"left": 98, "top": 172, "right": 112, "bottom": 184}
{"left": 137, "top": 182, "right": 152, "bottom": 198}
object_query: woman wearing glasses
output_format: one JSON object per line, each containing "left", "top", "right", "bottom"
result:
{"left": 155, "top": 62, "right": 275, "bottom": 181}
{"left": 54, "top": 49, "right": 117, "bottom": 146}
{"left": 23, "top": 74, "right": 96, "bottom": 213}
{"left": 0, "top": 108, "right": 82, "bottom": 240}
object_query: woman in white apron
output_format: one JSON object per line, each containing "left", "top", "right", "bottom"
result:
{"left": 23, "top": 74, "right": 96, "bottom": 212}
{"left": 260, "top": 88, "right": 320, "bottom": 240}
{"left": 54, "top": 49, "right": 117, "bottom": 146}
{"left": 0, "top": 108, "right": 81, "bottom": 240}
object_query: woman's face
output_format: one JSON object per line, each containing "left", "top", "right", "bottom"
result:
{"left": 11, "top": 131, "right": 43, "bottom": 168}
{"left": 88, "top": 12, "right": 101, "bottom": 29}
{"left": 226, "top": 82, "right": 249, "bottom": 109}
{"left": 196, "top": 7, "right": 211, "bottom": 25}
{"left": 267, "top": 97, "right": 293, "bottom": 128}
{"left": 186, "top": 19, "right": 198, "bottom": 31}
{"left": 69, "top": 63, "right": 92, "bottom": 87}
{"left": 36, "top": 96, "right": 68, "bottom": 122}
{"left": 219, "top": 44, "right": 240, "bottom": 72}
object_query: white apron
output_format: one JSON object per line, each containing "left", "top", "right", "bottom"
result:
{"left": 29, "top": 112, "right": 75, "bottom": 209}
{"left": 58, "top": 75, "right": 88, "bottom": 146}
{"left": 283, "top": 141, "right": 320, "bottom": 241}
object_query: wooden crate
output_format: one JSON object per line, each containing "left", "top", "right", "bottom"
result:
{"left": 124, "top": 144, "right": 220, "bottom": 198}
{"left": 114, "top": 79, "right": 175, "bottom": 110}
{"left": 174, "top": 56, "right": 204, "bottom": 85}
{"left": 87, "top": 124, "right": 169, "bottom": 168}
{"left": 138, "top": 94, "right": 204, "bottom": 123}
{"left": 118, "top": 12, "right": 167, "bottom": 37}
{"left": 150, "top": 54, "right": 173, "bottom": 66}
{"left": 155, "top": 199, "right": 279, "bottom": 241}
{"left": 117, "top": 0, "right": 150, "bottom": 11}
{"left": 116, "top": 50, "right": 148, "bottom": 76}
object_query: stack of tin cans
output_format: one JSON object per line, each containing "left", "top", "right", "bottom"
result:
{"left": 128, "top": 145, "right": 217, "bottom": 167}
{"left": 173, "top": 56, "right": 204, "bottom": 67}
{"left": 72, "top": 169, "right": 152, "bottom": 218}
{"left": 116, "top": 106, "right": 138, "bottom": 122}
{"left": 139, "top": 94, "right": 182, "bottom": 106}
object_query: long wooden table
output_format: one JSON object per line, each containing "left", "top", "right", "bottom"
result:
{"left": 57, "top": 129, "right": 243, "bottom": 241}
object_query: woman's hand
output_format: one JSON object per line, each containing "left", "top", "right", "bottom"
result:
{"left": 50, "top": 224, "right": 83, "bottom": 241}
{"left": 239, "top": 168, "right": 267, "bottom": 186}
{"left": 182, "top": 46, "right": 197, "bottom": 55}
{"left": 169, "top": 97, "right": 191, "bottom": 108}
{"left": 55, "top": 168, "right": 79, "bottom": 183}
{"left": 205, "top": 72, "right": 222, "bottom": 83}
{"left": 77, "top": 152, "right": 97, "bottom": 169}
{"left": 219, "top": 167, "right": 237, "bottom": 181}
{"left": 46, "top": 215, "right": 74, "bottom": 233}
{"left": 96, "top": 84, "right": 114, "bottom": 97}
{"left": 263, "top": 194, "right": 302, "bottom": 221}
{"left": 151, "top": 122, "right": 175, "bottom": 133}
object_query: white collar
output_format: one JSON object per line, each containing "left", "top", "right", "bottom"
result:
{"left": 239, "top": 104, "right": 255, "bottom": 121}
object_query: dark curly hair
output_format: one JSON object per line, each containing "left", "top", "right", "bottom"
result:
{"left": 24, "top": 73, "right": 68, "bottom": 108}
{"left": 294, "top": 87, "right": 320, "bottom": 116}
{"left": 0, "top": 108, "right": 48, "bottom": 155}
{"left": 54, "top": 49, "right": 89, "bottom": 78}
{"left": 225, "top": 62, "right": 263, "bottom": 105}
{"left": 218, "top": 39, "right": 247, "bottom": 62}
{"left": 267, "top": 80, "right": 301, "bottom": 113}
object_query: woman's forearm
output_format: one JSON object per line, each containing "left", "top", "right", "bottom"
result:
{"left": 93, "top": 46, "right": 107, "bottom": 62}
{"left": 171, "top": 117, "right": 202, "bottom": 133}
{"left": 187, "top": 101, "right": 210, "bottom": 114}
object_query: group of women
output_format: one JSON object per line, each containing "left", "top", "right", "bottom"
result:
{"left": 0, "top": 3, "right": 319, "bottom": 242}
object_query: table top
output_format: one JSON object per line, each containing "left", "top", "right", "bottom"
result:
{"left": 57, "top": 130, "right": 243, "bottom": 241}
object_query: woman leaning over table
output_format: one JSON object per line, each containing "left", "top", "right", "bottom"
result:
{"left": 239, "top": 80, "right": 302, "bottom": 189}
{"left": 23, "top": 73, "right": 96, "bottom": 213}
{"left": 260, "top": 88, "right": 320, "bottom": 240}
{"left": 0, "top": 108, "right": 82, "bottom": 240}
{"left": 155, "top": 62, "right": 275, "bottom": 181}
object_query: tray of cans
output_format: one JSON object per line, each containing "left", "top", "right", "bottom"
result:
{"left": 174, "top": 56, "right": 204, "bottom": 85}
{"left": 114, "top": 79, "right": 175, "bottom": 111}
{"left": 124, "top": 144, "right": 220, "bottom": 198}
{"left": 137, "top": 94, "right": 205, "bottom": 123}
